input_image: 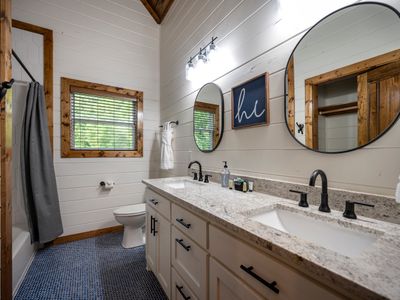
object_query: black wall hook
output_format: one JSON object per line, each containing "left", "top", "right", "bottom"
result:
{"left": 296, "top": 122, "right": 304, "bottom": 135}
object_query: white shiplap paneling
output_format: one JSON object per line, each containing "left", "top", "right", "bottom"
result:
{"left": 12, "top": 0, "right": 160, "bottom": 236}
{"left": 160, "top": 0, "right": 400, "bottom": 197}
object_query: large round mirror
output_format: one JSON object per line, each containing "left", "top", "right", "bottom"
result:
{"left": 193, "top": 83, "right": 224, "bottom": 152}
{"left": 285, "top": 2, "right": 400, "bottom": 153}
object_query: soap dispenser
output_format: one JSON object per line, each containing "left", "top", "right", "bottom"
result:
{"left": 396, "top": 175, "right": 400, "bottom": 203}
{"left": 221, "top": 161, "right": 230, "bottom": 188}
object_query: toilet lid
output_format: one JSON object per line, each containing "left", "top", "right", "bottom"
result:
{"left": 113, "top": 203, "right": 146, "bottom": 216}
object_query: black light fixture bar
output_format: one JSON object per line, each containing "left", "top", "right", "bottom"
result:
{"left": 187, "top": 36, "right": 218, "bottom": 63}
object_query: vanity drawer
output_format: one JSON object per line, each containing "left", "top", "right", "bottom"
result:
{"left": 172, "top": 203, "right": 207, "bottom": 248}
{"left": 210, "top": 257, "right": 264, "bottom": 300}
{"left": 171, "top": 226, "right": 208, "bottom": 300}
{"left": 171, "top": 267, "right": 199, "bottom": 300}
{"left": 209, "top": 225, "right": 343, "bottom": 300}
{"left": 145, "top": 188, "right": 171, "bottom": 220}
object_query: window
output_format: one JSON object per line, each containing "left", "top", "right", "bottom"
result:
{"left": 194, "top": 102, "right": 220, "bottom": 151}
{"left": 61, "top": 78, "right": 143, "bottom": 158}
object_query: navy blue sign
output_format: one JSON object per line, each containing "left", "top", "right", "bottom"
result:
{"left": 231, "top": 73, "right": 269, "bottom": 129}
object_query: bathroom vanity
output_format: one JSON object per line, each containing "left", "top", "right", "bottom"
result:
{"left": 143, "top": 177, "right": 400, "bottom": 300}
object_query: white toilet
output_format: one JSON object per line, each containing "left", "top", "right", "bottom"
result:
{"left": 113, "top": 203, "right": 146, "bottom": 248}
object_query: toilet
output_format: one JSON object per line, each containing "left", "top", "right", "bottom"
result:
{"left": 113, "top": 203, "right": 146, "bottom": 248}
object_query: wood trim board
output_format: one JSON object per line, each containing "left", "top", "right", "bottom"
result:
{"left": 50, "top": 225, "right": 123, "bottom": 246}
{"left": 12, "top": 19, "right": 54, "bottom": 151}
{"left": 0, "top": 0, "right": 13, "bottom": 298}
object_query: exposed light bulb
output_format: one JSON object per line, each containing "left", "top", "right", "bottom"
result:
{"left": 185, "top": 60, "right": 194, "bottom": 81}
{"left": 207, "top": 41, "right": 217, "bottom": 62}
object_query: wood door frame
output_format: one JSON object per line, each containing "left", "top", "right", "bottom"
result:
{"left": 0, "top": 0, "right": 13, "bottom": 298}
{"left": 12, "top": 19, "right": 54, "bottom": 150}
{"left": 303, "top": 49, "right": 400, "bottom": 150}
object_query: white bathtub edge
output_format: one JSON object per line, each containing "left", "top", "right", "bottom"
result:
{"left": 12, "top": 249, "right": 36, "bottom": 298}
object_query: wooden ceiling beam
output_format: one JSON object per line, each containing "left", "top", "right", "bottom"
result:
{"left": 140, "top": 0, "right": 174, "bottom": 24}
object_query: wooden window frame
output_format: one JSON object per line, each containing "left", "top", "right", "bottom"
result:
{"left": 61, "top": 77, "right": 143, "bottom": 158}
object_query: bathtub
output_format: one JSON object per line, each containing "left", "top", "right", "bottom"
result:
{"left": 12, "top": 226, "right": 36, "bottom": 296}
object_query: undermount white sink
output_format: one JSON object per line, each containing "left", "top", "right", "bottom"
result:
{"left": 165, "top": 179, "right": 205, "bottom": 189}
{"left": 250, "top": 207, "right": 379, "bottom": 257}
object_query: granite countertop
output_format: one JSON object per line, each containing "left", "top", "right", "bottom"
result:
{"left": 142, "top": 177, "right": 400, "bottom": 300}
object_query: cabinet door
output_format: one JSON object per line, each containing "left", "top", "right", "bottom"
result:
{"left": 145, "top": 205, "right": 157, "bottom": 273}
{"left": 210, "top": 258, "right": 264, "bottom": 300}
{"left": 156, "top": 213, "right": 171, "bottom": 298}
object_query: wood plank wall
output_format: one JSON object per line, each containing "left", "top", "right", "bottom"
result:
{"left": 12, "top": 0, "right": 161, "bottom": 236}
{"left": 160, "top": 0, "right": 400, "bottom": 197}
{"left": 0, "top": 0, "right": 13, "bottom": 297}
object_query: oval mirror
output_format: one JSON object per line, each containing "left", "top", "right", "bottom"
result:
{"left": 285, "top": 2, "right": 400, "bottom": 153}
{"left": 193, "top": 83, "right": 224, "bottom": 152}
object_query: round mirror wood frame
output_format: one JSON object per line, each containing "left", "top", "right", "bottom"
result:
{"left": 284, "top": 1, "right": 400, "bottom": 154}
{"left": 193, "top": 82, "right": 224, "bottom": 153}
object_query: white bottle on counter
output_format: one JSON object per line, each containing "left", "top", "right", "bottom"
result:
{"left": 221, "top": 161, "right": 230, "bottom": 188}
{"left": 396, "top": 175, "right": 400, "bottom": 203}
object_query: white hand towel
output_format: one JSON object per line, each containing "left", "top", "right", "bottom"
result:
{"left": 161, "top": 122, "right": 174, "bottom": 170}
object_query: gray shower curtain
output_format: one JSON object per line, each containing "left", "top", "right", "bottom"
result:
{"left": 21, "top": 82, "right": 63, "bottom": 244}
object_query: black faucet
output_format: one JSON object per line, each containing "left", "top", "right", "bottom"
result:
{"left": 188, "top": 161, "right": 203, "bottom": 181}
{"left": 309, "top": 169, "right": 330, "bottom": 213}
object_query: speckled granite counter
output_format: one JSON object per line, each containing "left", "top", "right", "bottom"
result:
{"left": 143, "top": 177, "right": 400, "bottom": 300}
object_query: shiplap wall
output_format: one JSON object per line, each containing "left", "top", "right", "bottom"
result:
{"left": 12, "top": 0, "right": 161, "bottom": 236}
{"left": 160, "top": 0, "right": 400, "bottom": 197}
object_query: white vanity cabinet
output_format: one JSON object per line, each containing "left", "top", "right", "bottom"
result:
{"left": 145, "top": 192, "right": 171, "bottom": 298}
{"left": 145, "top": 187, "right": 346, "bottom": 300}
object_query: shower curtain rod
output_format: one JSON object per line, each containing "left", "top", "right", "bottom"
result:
{"left": 12, "top": 50, "right": 36, "bottom": 82}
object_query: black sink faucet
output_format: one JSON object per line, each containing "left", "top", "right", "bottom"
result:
{"left": 309, "top": 169, "right": 330, "bottom": 213}
{"left": 188, "top": 161, "right": 203, "bottom": 181}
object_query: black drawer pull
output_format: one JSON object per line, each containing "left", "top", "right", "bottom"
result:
{"left": 240, "top": 265, "right": 279, "bottom": 294}
{"left": 153, "top": 218, "right": 158, "bottom": 236}
{"left": 176, "top": 285, "right": 191, "bottom": 300}
{"left": 175, "top": 238, "right": 191, "bottom": 251}
{"left": 150, "top": 216, "right": 154, "bottom": 234}
{"left": 150, "top": 199, "right": 159, "bottom": 205}
{"left": 176, "top": 218, "right": 191, "bottom": 229}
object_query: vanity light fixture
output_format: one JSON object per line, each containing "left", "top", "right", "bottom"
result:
{"left": 185, "top": 36, "right": 218, "bottom": 81}
{"left": 185, "top": 57, "right": 195, "bottom": 81}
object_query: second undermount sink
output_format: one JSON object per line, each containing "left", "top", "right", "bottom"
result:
{"left": 250, "top": 206, "right": 379, "bottom": 257}
{"left": 165, "top": 179, "right": 205, "bottom": 189}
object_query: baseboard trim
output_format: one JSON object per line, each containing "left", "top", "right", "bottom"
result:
{"left": 51, "top": 225, "right": 124, "bottom": 246}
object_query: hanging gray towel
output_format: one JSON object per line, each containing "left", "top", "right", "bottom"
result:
{"left": 21, "top": 82, "right": 63, "bottom": 244}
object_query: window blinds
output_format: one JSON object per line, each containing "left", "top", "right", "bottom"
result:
{"left": 194, "top": 110, "right": 215, "bottom": 151}
{"left": 70, "top": 91, "right": 137, "bottom": 151}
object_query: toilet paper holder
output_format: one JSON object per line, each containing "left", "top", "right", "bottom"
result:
{"left": 100, "top": 181, "right": 115, "bottom": 190}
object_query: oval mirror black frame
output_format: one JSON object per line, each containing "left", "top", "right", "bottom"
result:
{"left": 193, "top": 82, "right": 224, "bottom": 153}
{"left": 284, "top": 1, "right": 400, "bottom": 154}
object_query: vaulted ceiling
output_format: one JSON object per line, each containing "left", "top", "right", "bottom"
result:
{"left": 140, "top": 0, "right": 175, "bottom": 24}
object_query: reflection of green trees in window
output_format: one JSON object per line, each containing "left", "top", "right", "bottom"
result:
{"left": 194, "top": 109, "right": 215, "bottom": 151}
{"left": 72, "top": 93, "right": 137, "bottom": 150}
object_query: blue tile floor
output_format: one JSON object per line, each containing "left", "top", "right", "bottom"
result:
{"left": 15, "top": 232, "right": 167, "bottom": 300}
